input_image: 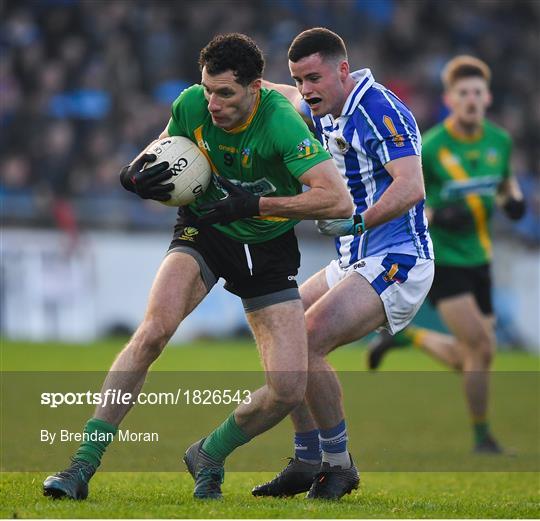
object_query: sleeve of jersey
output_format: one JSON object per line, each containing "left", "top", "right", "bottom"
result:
{"left": 270, "top": 108, "right": 331, "bottom": 179}
{"left": 362, "top": 94, "right": 421, "bottom": 165}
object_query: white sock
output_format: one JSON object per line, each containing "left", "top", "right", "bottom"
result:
{"left": 322, "top": 450, "right": 351, "bottom": 469}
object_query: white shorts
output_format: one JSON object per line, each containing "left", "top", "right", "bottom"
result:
{"left": 325, "top": 254, "right": 434, "bottom": 334}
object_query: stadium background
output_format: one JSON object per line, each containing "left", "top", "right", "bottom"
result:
{"left": 1, "top": 0, "right": 539, "bottom": 346}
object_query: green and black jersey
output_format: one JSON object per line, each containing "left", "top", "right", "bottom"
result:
{"left": 167, "top": 85, "right": 331, "bottom": 244}
{"left": 422, "top": 119, "right": 512, "bottom": 266}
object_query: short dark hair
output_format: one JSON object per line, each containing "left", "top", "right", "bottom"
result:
{"left": 199, "top": 33, "right": 264, "bottom": 86}
{"left": 288, "top": 27, "right": 347, "bottom": 63}
{"left": 442, "top": 55, "right": 491, "bottom": 89}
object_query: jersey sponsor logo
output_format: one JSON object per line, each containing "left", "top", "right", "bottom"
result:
{"left": 287, "top": 275, "right": 296, "bottom": 281}
{"left": 334, "top": 136, "right": 350, "bottom": 153}
{"left": 218, "top": 144, "right": 238, "bottom": 153}
{"left": 352, "top": 260, "right": 366, "bottom": 270}
{"left": 383, "top": 263, "right": 400, "bottom": 283}
{"left": 441, "top": 176, "right": 500, "bottom": 200}
{"left": 383, "top": 115, "right": 405, "bottom": 147}
{"left": 221, "top": 177, "right": 277, "bottom": 197}
{"left": 178, "top": 227, "right": 199, "bottom": 242}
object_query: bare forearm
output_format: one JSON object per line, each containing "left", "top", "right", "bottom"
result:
{"left": 363, "top": 176, "right": 424, "bottom": 229}
{"left": 259, "top": 188, "right": 352, "bottom": 220}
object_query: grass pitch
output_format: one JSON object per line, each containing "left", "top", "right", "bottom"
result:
{"left": 1, "top": 338, "right": 539, "bottom": 518}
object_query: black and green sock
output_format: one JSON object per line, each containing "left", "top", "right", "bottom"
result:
{"left": 73, "top": 417, "right": 117, "bottom": 468}
{"left": 201, "top": 413, "right": 251, "bottom": 463}
{"left": 473, "top": 419, "right": 490, "bottom": 445}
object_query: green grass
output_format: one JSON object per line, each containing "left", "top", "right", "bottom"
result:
{"left": 1, "top": 337, "right": 538, "bottom": 372}
{"left": 1, "top": 339, "right": 539, "bottom": 518}
{"left": 1, "top": 471, "right": 538, "bottom": 518}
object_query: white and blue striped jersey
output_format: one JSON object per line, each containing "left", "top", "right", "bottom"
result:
{"left": 308, "top": 69, "right": 433, "bottom": 267}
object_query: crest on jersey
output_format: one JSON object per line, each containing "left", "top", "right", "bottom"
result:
{"left": 335, "top": 136, "right": 350, "bottom": 153}
{"left": 486, "top": 148, "right": 499, "bottom": 165}
{"left": 383, "top": 263, "right": 401, "bottom": 283}
{"left": 297, "top": 138, "right": 317, "bottom": 158}
{"left": 179, "top": 227, "right": 199, "bottom": 242}
{"left": 383, "top": 115, "right": 405, "bottom": 147}
{"left": 241, "top": 147, "right": 252, "bottom": 168}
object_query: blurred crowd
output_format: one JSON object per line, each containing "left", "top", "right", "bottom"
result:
{"left": 1, "top": 0, "right": 539, "bottom": 242}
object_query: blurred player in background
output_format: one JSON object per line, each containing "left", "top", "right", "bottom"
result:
{"left": 253, "top": 27, "right": 433, "bottom": 499}
{"left": 43, "top": 33, "right": 353, "bottom": 501}
{"left": 368, "top": 56, "right": 526, "bottom": 454}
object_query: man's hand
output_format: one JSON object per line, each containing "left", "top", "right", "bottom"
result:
{"left": 431, "top": 203, "right": 475, "bottom": 231}
{"left": 196, "top": 176, "right": 260, "bottom": 225}
{"left": 502, "top": 197, "right": 526, "bottom": 220}
{"left": 317, "top": 215, "right": 364, "bottom": 236}
{"left": 119, "top": 153, "right": 173, "bottom": 201}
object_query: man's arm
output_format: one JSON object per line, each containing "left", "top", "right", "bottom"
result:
{"left": 196, "top": 159, "right": 353, "bottom": 225}
{"left": 262, "top": 80, "right": 303, "bottom": 112}
{"left": 262, "top": 80, "right": 312, "bottom": 126}
{"left": 317, "top": 155, "right": 425, "bottom": 236}
{"left": 259, "top": 159, "right": 353, "bottom": 219}
{"left": 363, "top": 155, "right": 425, "bottom": 228}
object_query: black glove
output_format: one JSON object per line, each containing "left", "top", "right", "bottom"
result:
{"left": 195, "top": 176, "right": 260, "bottom": 225}
{"left": 119, "top": 153, "right": 173, "bottom": 201}
{"left": 431, "top": 203, "right": 475, "bottom": 231}
{"left": 502, "top": 197, "right": 526, "bottom": 221}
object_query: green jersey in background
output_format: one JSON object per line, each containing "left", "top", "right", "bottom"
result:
{"left": 422, "top": 119, "right": 511, "bottom": 266}
{"left": 167, "top": 86, "right": 331, "bottom": 244}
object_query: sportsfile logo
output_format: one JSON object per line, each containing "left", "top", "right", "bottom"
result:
{"left": 40, "top": 389, "right": 169, "bottom": 408}
{"left": 40, "top": 388, "right": 252, "bottom": 408}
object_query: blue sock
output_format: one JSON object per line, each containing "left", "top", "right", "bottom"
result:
{"left": 319, "top": 420, "right": 350, "bottom": 468}
{"left": 294, "top": 429, "right": 321, "bottom": 463}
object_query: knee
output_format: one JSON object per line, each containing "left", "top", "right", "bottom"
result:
{"left": 269, "top": 375, "right": 307, "bottom": 411}
{"left": 129, "top": 318, "right": 174, "bottom": 364}
{"left": 463, "top": 331, "right": 495, "bottom": 369}
{"left": 305, "top": 315, "right": 329, "bottom": 360}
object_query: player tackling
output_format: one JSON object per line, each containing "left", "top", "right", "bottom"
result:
{"left": 42, "top": 33, "right": 352, "bottom": 501}
{"left": 252, "top": 27, "right": 434, "bottom": 498}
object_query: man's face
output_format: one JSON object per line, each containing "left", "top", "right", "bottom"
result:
{"left": 201, "top": 67, "right": 260, "bottom": 130}
{"left": 444, "top": 76, "right": 491, "bottom": 128}
{"left": 289, "top": 53, "right": 348, "bottom": 118}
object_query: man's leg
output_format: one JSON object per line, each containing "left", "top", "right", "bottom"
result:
{"left": 368, "top": 325, "right": 465, "bottom": 370}
{"left": 43, "top": 252, "right": 208, "bottom": 499}
{"left": 435, "top": 296, "right": 499, "bottom": 452}
{"left": 252, "top": 271, "right": 328, "bottom": 497}
{"left": 303, "top": 272, "right": 386, "bottom": 498}
{"left": 184, "top": 298, "right": 309, "bottom": 498}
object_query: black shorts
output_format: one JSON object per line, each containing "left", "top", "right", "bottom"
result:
{"left": 167, "top": 217, "right": 301, "bottom": 307}
{"left": 427, "top": 263, "right": 493, "bottom": 315}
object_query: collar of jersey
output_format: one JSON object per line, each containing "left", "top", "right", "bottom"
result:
{"left": 223, "top": 91, "right": 261, "bottom": 134}
{"left": 340, "top": 68, "right": 375, "bottom": 116}
{"left": 444, "top": 117, "right": 484, "bottom": 143}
